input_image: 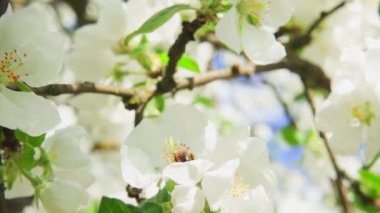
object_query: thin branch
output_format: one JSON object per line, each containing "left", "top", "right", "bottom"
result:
{"left": 303, "top": 85, "right": 352, "bottom": 213}
{"left": 156, "top": 15, "right": 207, "bottom": 94}
{"left": 262, "top": 79, "right": 297, "bottom": 128}
{"left": 32, "top": 82, "right": 136, "bottom": 97}
{"left": 289, "top": 0, "right": 348, "bottom": 49}
{"left": 363, "top": 151, "right": 380, "bottom": 170}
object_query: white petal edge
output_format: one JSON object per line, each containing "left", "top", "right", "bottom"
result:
{"left": 0, "top": 87, "right": 60, "bottom": 136}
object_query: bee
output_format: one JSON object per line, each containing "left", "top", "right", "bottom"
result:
{"left": 173, "top": 147, "right": 195, "bottom": 162}
{"left": 166, "top": 143, "right": 195, "bottom": 163}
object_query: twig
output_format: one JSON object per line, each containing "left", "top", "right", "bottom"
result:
{"left": 156, "top": 15, "right": 207, "bottom": 94}
{"left": 289, "top": 0, "right": 347, "bottom": 49}
{"left": 262, "top": 79, "right": 297, "bottom": 128}
{"left": 303, "top": 85, "right": 352, "bottom": 213}
{"left": 363, "top": 151, "right": 380, "bottom": 170}
{"left": 32, "top": 82, "right": 136, "bottom": 97}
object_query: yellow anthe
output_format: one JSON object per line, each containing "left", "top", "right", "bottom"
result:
{"left": 351, "top": 101, "right": 375, "bottom": 127}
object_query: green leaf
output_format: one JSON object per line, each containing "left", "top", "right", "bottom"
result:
{"left": 131, "top": 36, "right": 152, "bottom": 71}
{"left": 166, "top": 179, "right": 176, "bottom": 192}
{"left": 98, "top": 197, "right": 141, "bottom": 213}
{"left": 13, "top": 143, "right": 35, "bottom": 171}
{"left": 15, "top": 130, "right": 45, "bottom": 147}
{"left": 148, "top": 187, "right": 171, "bottom": 203}
{"left": 214, "top": 3, "right": 233, "bottom": 13}
{"left": 125, "top": 4, "right": 193, "bottom": 45}
{"left": 359, "top": 170, "right": 380, "bottom": 198}
{"left": 280, "top": 126, "right": 307, "bottom": 146}
{"left": 144, "top": 95, "right": 166, "bottom": 118}
{"left": 140, "top": 202, "right": 164, "bottom": 213}
{"left": 3, "top": 161, "right": 18, "bottom": 189}
{"left": 85, "top": 202, "right": 99, "bottom": 213}
{"left": 193, "top": 96, "right": 214, "bottom": 108}
{"left": 160, "top": 53, "right": 200, "bottom": 73}
{"left": 178, "top": 55, "right": 200, "bottom": 73}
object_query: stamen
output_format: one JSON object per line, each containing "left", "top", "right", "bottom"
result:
{"left": 231, "top": 173, "right": 250, "bottom": 198}
{"left": 0, "top": 49, "right": 29, "bottom": 83}
{"left": 236, "top": 0, "right": 269, "bottom": 26}
{"left": 351, "top": 101, "right": 375, "bottom": 127}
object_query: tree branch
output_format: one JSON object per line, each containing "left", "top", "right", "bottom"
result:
{"left": 32, "top": 82, "right": 135, "bottom": 98}
{"left": 303, "top": 85, "right": 352, "bottom": 213}
{"left": 289, "top": 0, "right": 348, "bottom": 49}
{"left": 156, "top": 15, "right": 207, "bottom": 94}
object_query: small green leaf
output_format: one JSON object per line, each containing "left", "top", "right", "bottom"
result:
{"left": 160, "top": 53, "right": 200, "bottom": 73}
{"left": 133, "top": 81, "right": 147, "bottom": 88}
{"left": 178, "top": 55, "right": 200, "bottom": 73}
{"left": 214, "top": 3, "right": 233, "bottom": 13}
{"left": 144, "top": 95, "right": 166, "bottom": 118}
{"left": 194, "top": 96, "right": 214, "bottom": 108}
{"left": 98, "top": 197, "right": 141, "bottom": 213}
{"left": 13, "top": 143, "right": 35, "bottom": 171}
{"left": 15, "top": 130, "right": 45, "bottom": 147}
{"left": 280, "top": 126, "right": 307, "bottom": 146}
{"left": 359, "top": 170, "right": 380, "bottom": 198}
{"left": 140, "top": 202, "right": 164, "bottom": 213}
{"left": 165, "top": 179, "right": 176, "bottom": 192}
{"left": 125, "top": 4, "right": 193, "bottom": 45}
{"left": 4, "top": 161, "right": 18, "bottom": 189}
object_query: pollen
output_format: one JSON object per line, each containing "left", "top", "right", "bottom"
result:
{"left": 0, "top": 49, "right": 29, "bottom": 83}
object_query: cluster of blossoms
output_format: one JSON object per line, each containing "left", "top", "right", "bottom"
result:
{"left": 121, "top": 105, "right": 275, "bottom": 212}
{"left": 0, "top": 0, "right": 380, "bottom": 212}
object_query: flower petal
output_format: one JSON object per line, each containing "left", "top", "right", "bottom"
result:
{"left": 215, "top": 7, "right": 241, "bottom": 53}
{"left": 220, "top": 186, "right": 273, "bottom": 213}
{"left": 172, "top": 185, "right": 205, "bottom": 213}
{"left": 0, "top": 4, "right": 64, "bottom": 86}
{"left": 120, "top": 145, "right": 159, "bottom": 188}
{"left": 201, "top": 159, "right": 239, "bottom": 211}
{"left": 40, "top": 179, "right": 88, "bottom": 213}
{"left": 262, "top": 0, "right": 293, "bottom": 28}
{"left": 0, "top": 87, "right": 60, "bottom": 136}
{"left": 163, "top": 159, "right": 213, "bottom": 186}
{"left": 242, "top": 24, "right": 286, "bottom": 65}
{"left": 44, "top": 126, "right": 90, "bottom": 170}
{"left": 124, "top": 104, "right": 208, "bottom": 169}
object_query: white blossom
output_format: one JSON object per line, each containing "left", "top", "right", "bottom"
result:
{"left": 215, "top": 0, "right": 293, "bottom": 64}
{"left": 0, "top": 3, "right": 64, "bottom": 135}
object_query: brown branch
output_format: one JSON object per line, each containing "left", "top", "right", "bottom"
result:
{"left": 289, "top": 0, "right": 347, "bottom": 49}
{"left": 156, "top": 15, "right": 207, "bottom": 94}
{"left": 303, "top": 85, "right": 352, "bottom": 213}
{"left": 32, "top": 82, "right": 135, "bottom": 98}
{"left": 134, "top": 15, "right": 207, "bottom": 126}
{"left": 284, "top": 53, "right": 330, "bottom": 91}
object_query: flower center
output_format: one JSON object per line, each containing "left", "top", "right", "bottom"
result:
{"left": 0, "top": 49, "right": 29, "bottom": 84}
{"left": 236, "top": 0, "right": 268, "bottom": 26}
{"left": 163, "top": 138, "right": 195, "bottom": 163}
{"left": 231, "top": 173, "right": 250, "bottom": 198}
{"left": 350, "top": 101, "right": 375, "bottom": 127}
